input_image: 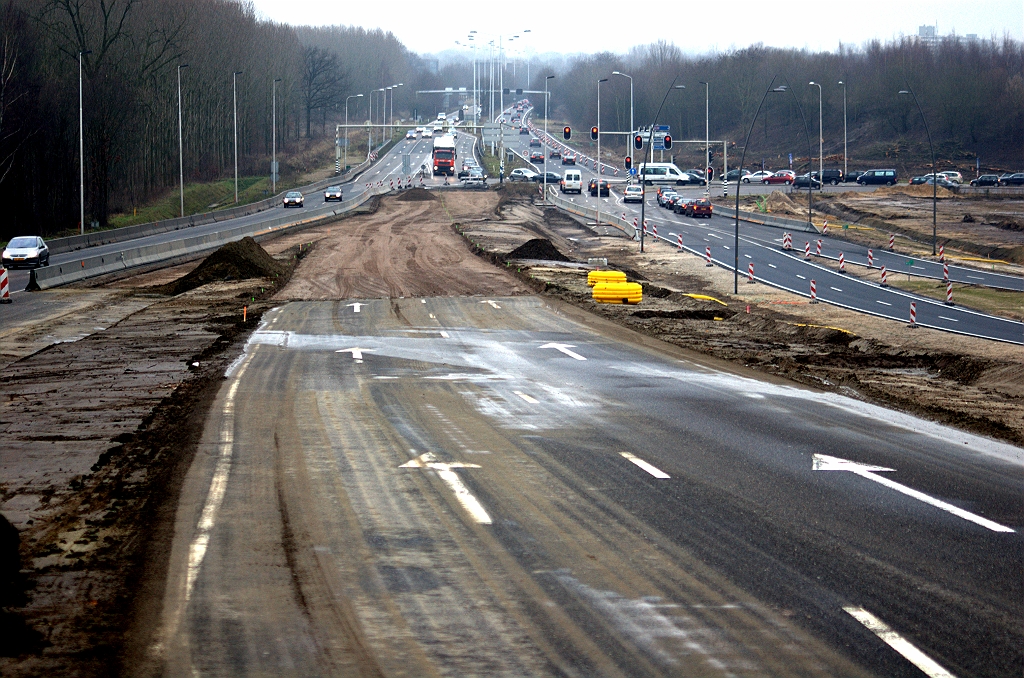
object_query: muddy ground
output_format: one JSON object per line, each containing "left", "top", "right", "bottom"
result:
{"left": 1, "top": 186, "right": 1022, "bottom": 676}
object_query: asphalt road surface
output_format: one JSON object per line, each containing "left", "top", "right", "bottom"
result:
{"left": 155, "top": 296, "right": 1022, "bottom": 677}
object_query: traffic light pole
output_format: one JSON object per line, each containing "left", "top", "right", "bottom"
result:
{"left": 638, "top": 79, "right": 683, "bottom": 253}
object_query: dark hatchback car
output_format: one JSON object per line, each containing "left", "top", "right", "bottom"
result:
{"left": 1000, "top": 173, "right": 1024, "bottom": 186}
{"left": 529, "top": 137, "right": 542, "bottom": 147}
{"left": 532, "top": 171, "right": 562, "bottom": 185}
{"left": 588, "top": 178, "right": 610, "bottom": 196}
{"left": 857, "top": 169, "right": 898, "bottom": 186}
{"left": 970, "top": 174, "right": 1001, "bottom": 187}
{"left": 794, "top": 173, "right": 823, "bottom": 189}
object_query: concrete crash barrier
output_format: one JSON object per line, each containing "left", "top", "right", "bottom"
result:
{"left": 587, "top": 270, "right": 627, "bottom": 287}
{"left": 592, "top": 281, "right": 643, "bottom": 305}
{"left": 714, "top": 206, "right": 819, "bottom": 233}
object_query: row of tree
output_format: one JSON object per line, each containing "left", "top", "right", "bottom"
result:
{"left": 0, "top": 1, "right": 1020, "bottom": 240}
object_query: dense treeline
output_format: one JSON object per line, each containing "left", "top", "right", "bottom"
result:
{"left": 0, "top": 0, "right": 1020, "bottom": 241}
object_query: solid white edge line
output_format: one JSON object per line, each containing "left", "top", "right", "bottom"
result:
{"left": 843, "top": 607, "right": 958, "bottom": 678}
{"left": 620, "top": 452, "right": 670, "bottom": 479}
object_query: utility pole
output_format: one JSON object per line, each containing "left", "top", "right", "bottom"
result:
{"left": 177, "top": 64, "right": 188, "bottom": 217}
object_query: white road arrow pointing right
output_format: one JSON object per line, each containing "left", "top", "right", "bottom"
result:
{"left": 539, "top": 342, "right": 587, "bottom": 361}
{"left": 813, "top": 453, "right": 1014, "bottom": 533}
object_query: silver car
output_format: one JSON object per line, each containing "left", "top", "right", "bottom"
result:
{"left": 283, "top": 191, "right": 304, "bottom": 207}
{"left": 2, "top": 236, "right": 50, "bottom": 269}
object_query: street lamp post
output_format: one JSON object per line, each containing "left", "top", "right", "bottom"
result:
{"left": 272, "top": 77, "right": 281, "bottom": 192}
{"left": 809, "top": 81, "right": 823, "bottom": 182}
{"left": 233, "top": 70, "right": 242, "bottom": 203}
{"left": 177, "top": 63, "right": 189, "bottom": 217}
{"left": 596, "top": 77, "right": 608, "bottom": 227}
{"left": 375, "top": 88, "right": 385, "bottom": 147}
{"left": 700, "top": 81, "right": 709, "bottom": 196}
{"left": 543, "top": 75, "right": 554, "bottom": 203}
{"left": 345, "top": 93, "right": 362, "bottom": 174}
{"left": 639, "top": 82, "right": 685, "bottom": 253}
{"left": 899, "top": 87, "right": 937, "bottom": 255}
{"left": 839, "top": 80, "right": 847, "bottom": 179}
{"left": 612, "top": 71, "right": 633, "bottom": 143}
{"left": 79, "top": 49, "right": 91, "bottom": 234}
{"left": 390, "top": 83, "right": 403, "bottom": 141}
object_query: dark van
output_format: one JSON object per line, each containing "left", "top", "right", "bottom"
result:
{"left": 857, "top": 169, "right": 897, "bottom": 186}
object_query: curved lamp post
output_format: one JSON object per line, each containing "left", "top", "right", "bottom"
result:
{"left": 639, "top": 80, "right": 686, "bottom": 253}
{"left": 899, "top": 87, "right": 937, "bottom": 255}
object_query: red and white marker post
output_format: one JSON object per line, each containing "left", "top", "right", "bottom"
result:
{"left": 653, "top": 223, "right": 658, "bottom": 239}
{"left": 705, "top": 246, "right": 713, "bottom": 267}
{"left": 838, "top": 252, "right": 846, "bottom": 273}
{"left": 880, "top": 265, "right": 889, "bottom": 287}
{"left": 938, "top": 244, "right": 945, "bottom": 263}
{"left": 943, "top": 263, "right": 949, "bottom": 282}
{"left": 810, "top": 279, "right": 818, "bottom": 304}
{"left": 867, "top": 249, "right": 874, "bottom": 268}
{"left": 945, "top": 281, "right": 954, "bottom": 306}
{"left": 822, "top": 221, "right": 829, "bottom": 234}
{"left": 909, "top": 301, "right": 917, "bottom": 327}
{"left": 888, "top": 233, "right": 895, "bottom": 251}
{"left": 816, "top": 239, "right": 823, "bottom": 256}
{"left": 0, "top": 268, "right": 10, "bottom": 304}
{"left": 804, "top": 242, "right": 811, "bottom": 258}
{"left": 783, "top": 233, "right": 792, "bottom": 250}
{"left": 747, "top": 262, "right": 755, "bottom": 283}
{"left": 677, "top": 234, "right": 683, "bottom": 250}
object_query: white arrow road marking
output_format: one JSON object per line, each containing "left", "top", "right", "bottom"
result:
{"left": 336, "top": 348, "right": 374, "bottom": 362}
{"left": 621, "top": 452, "right": 670, "bottom": 478}
{"left": 813, "top": 454, "right": 1014, "bottom": 532}
{"left": 514, "top": 391, "right": 539, "bottom": 404}
{"left": 347, "top": 302, "right": 365, "bottom": 313}
{"left": 400, "top": 452, "right": 491, "bottom": 524}
{"left": 539, "top": 342, "right": 587, "bottom": 361}
{"left": 844, "top": 607, "right": 958, "bottom": 678}
{"left": 481, "top": 300, "right": 502, "bottom": 309}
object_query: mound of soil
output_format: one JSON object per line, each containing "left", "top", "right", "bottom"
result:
{"left": 992, "top": 219, "right": 1024, "bottom": 232}
{"left": 396, "top": 187, "right": 436, "bottom": 202}
{"left": 155, "top": 236, "right": 289, "bottom": 296}
{"left": 766, "top": 191, "right": 802, "bottom": 215}
{"left": 876, "top": 184, "right": 955, "bottom": 198}
{"left": 506, "top": 238, "right": 570, "bottom": 262}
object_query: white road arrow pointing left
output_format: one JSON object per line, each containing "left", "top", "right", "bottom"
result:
{"left": 813, "top": 453, "right": 1014, "bottom": 533}
{"left": 539, "top": 342, "right": 587, "bottom": 361}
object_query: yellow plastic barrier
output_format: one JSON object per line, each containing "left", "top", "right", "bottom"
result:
{"left": 587, "top": 270, "right": 627, "bottom": 287}
{"left": 593, "top": 281, "right": 643, "bottom": 305}
{"left": 681, "top": 293, "right": 728, "bottom": 306}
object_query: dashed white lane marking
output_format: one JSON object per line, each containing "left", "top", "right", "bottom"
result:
{"left": 429, "top": 313, "right": 435, "bottom": 319}
{"left": 620, "top": 452, "right": 670, "bottom": 479}
{"left": 966, "top": 275, "right": 983, "bottom": 280}
{"left": 911, "top": 265, "right": 925, "bottom": 270}
{"left": 707, "top": 233, "right": 723, "bottom": 239}
{"left": 744, "top": 254, "right": 752, "bottom": 259}
{"left": 938, "top": 316, "right": 959, "bottom": 322}
{"left": 514, "top": 391, "right": 539, "bottom": 404}
{"left": 439, "top": 331, "right": 450, "bottom": 338}
{"left": 797, "top": 274, "right": 807, "bottom": 280}
{"left": 768, "top": 263, "right": 777, "bottom": 268}
{"left": 831, "top": 287, "right": 843, "bottom": 292}
{"left": 843, "top": 607, "right": 958, "bottom": 678}
{"left": 876, "top": 300, "right": 892, "bottom": 306}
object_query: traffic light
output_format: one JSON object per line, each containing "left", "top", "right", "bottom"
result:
{"left": 563, "top": 126, "right": 571, "bottom": 140}
{"left": 624, "top": 156, "right": 632, "bottom": 170}
{"left": 663, "top": 134, "right": 672, "bottom": 150}
{"left": 706, "top": 166, "right": 714, "bottom": 181}
{"left": 591, "top": 126, "right": 599, "bottom": 141}
{"left": 633, "top": 134, "right": 643, "bottom": 150}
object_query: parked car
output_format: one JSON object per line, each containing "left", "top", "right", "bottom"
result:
{"left": 794, "top": 173, "right": 822, "bottom": 189}
{"left": 763, "top": 170, "right": 795, "bottom": 185}
{"left": 857, "top": 169, "right": 897, "bottom": 186}
{"left": 1000, "top": 173, "right": 1024, "bottom": 186}
{"left": 970, "top": 174, "right": 1001, "bottom": 187}
{"left": 509, "top": 168, "right": 537, "bottom": 182}
{"left": 725, "top": 169, "right": 751, "bottom": 183}
{"left": 2, "top": 236, "right": 49, "bottom": 269}
{"left": 323, "top": 185, "right": 343, "bottom": 201}
{"left": 283, "top": 191, "right": 304, "bottom": 207}
{"left": 912, "top": 175, "right": 956, "bottom": 189}
{"left": 812, "top": 169, "right": 844, "bottom": 185}
{"left": 746, "top": 170, "right": 774, "bottom": 183}
{"left": 588, "top": 178, "right": 610, "bottom": 196}
{"left": 529, "top": 137, "right": 542, "bottom": 147}
{"left": 623, "top": 185, "right": 644, "bottom": 203}
{"left": 463, "top": 167, "right": 486, "bottom": 187}
{"left": 685, "top": 198, "right": 713, "bottom": 218}
{"left": 561, "top": 153, "right": 576, "bottom": 165}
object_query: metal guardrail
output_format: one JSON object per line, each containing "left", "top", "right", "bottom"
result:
{"left": 30, "top": 184, "right": 380, "bottom": 290}
{"left": 46, "top": 155, "right": 377, "bottom": 256}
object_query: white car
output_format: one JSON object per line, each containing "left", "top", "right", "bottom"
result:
{"left": 745, "top": 171, "right": 774, "bottom": 183}
{"left": 283, "top": 191, "right": 304, "bottom": 207}
{"left": 422, "top": 128, "right": 433, "bottom": 138}
{"left": 939, "top": 171, "right": 963, "bottom": 184}
{"left": 432, "top": 125, "right": 443, "bottom": 135}
{"left": 509, "top": 168, "right": 538, "bottom": 182}
{"left": 405, "top": 129, "right": 416, "bottom": 140}
{"left": 2, "top": 236, "right": 49, "bottom": 269}
{"left": 623, "top": 185, "right": 644, "bottom": 203}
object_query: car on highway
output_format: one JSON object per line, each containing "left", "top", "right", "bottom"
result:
{"left": 529, "top": 137, "right": 542, "bottom": 147}
{"left": 405, "top": 130, "right": 416, "bottom": 140}
{"left": 725, "top": 169, "right": 752, "bottom": 183}
{"left": 283, "top": 191, "right": 304, "bottom": 207}
{"left": 793, "top": 173, "right": 822, "bottom": 189}
{"left": 657, "top": 188, "right": 678, "bottom": 207}
{"left": 519, "top": 126, "right": 529, "bottom": 135}
{"left": 682, "top": 169, "right": 710, "bottom": 186}
{"left": 422, "top": 127, "right": 433, "bottom": 138}
{"left": 939, "top": 171, "right": 963, "bottom": 184}
{"left": 845, "top": 170, "right": 865, "bottom": 183}
{"left": 812, "top": 169, "right": 844, "bottom": 185}
{"left": 763, "top": 170, "right": 795, "bottom": 185}
{"left": 561, "top": 153, "right": 576, "bottom": 165}
{"left": 623, "top": 185, "right": 644, "bottom": 203}
{"left": 549, "top": 148, "right": 561, "bottom": 159}
{"left": 529, "top": 150, "right": 544, "bottom": 162}
{"left": 533, "top": 171, "right": 562, "bottom": 185}
{"left": 508, "top": 168, "right": 538, "bottom": 182}
{"left": 2, "top": 236, "right": 49, "bottom": 269}
{"left": 671, "top": 198, "right": 694, "bottom": 214}
{"left": 999, "top": 172, "right": 1024, "bottom": 186}
{"left": 323, "top": 185, "right": 343, "bottom": 201}
{"left": 857, "top": 168, "right": 897, "bottom": 186}
{"left": 684, "top": 198, "right": 713, "bottom": 218}
{"left": 432, "top": 125, "right": 443, "bottom": 135}
{"left": 746, "top": 170, "right": 774, "bottom": 183}
{"left": 970, "top": 174, "right": 1001, "bottom": 187}
{"left": 560, "top": 169, "right": 583, "bottom": 194}
{"left": 588, "top": 178, "right": 610, "bottom": 196}
{"left": 463, "top": 167, "right": 486, "bottom": 187}
{"left": 910, "top": 175, "right": 957, "bottom": 189}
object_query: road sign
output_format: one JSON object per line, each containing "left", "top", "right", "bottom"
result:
{"left": 629, "top": 168, "right": 637, "bottom": 175}
{"left": 481, "top": 122, "right": 500, "bottom": 143}
{"left": 653, "top": 125, "right": 670, "bottom": 132}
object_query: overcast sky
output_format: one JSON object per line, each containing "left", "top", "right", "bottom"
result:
{"left": 250, "top": 1, "right": 1022, "bottom": 56}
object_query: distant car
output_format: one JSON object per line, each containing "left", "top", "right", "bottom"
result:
{"left": 725, "top": 169, "right": 751, "bottom": 183}
{"left": 405, "top": 130, "right": 416, "bottom": 140}
{"left": 970, "top": 174, "right": 1001, "bottom": 187}
{"left": 845, "top": 171, "right": 865, "bottom": 183}
{"left": 857, "top": 169, "right": 897, "bottom": 186}
{"left": 561, "top": 153, "right": 576, "bottom": 165}
{"left": 519, "top": 126, "right": 530, "bottom": 135}
{"left": 509, "top": 168, "right": 538, "bottom": 182}
{"left": 422, "top": 128, "right": 433, "bottom": 138}
{"left": 323, "top": 185, "right": 343, "bottom": 201}
{"left": 283, "top": 191, "right": 304, "bottom": 207}
{"left": 463, "top": 167, "right": 486, "bottom": 187}
{"left": 588, "top": 178, "right": 610, "bottom": 196}
{"left": 1000, "top": 173, "right": 1024, "bottom": 186}
{"left": 529, "top": 150, "right": 544, "bottom": 162}
{"left": 939, "top": 171, "right": 963, "bottom": 184}
{"left": 685, "top": 198, "right": 713, "bottom": 218}
{"left": 549, "top": 148, "right": 561, "bottom": 159}
{"left": 432, "top": 125, "right": 443, "bottom": 135}
{"left": 909, "top": 176, "right": 928, "bottom": 185}
{"left": 683, "top": 170, "right": 708, "bottom": 186}
{"left": 794, "top": 173, "right": 822, "bottom": 189}
{"left": 746, "top": 170, "right": 773, "bottom": 183}
{"left": 657, "top": 189, "right": 678, "bottom": 207}
{"left": 672, "top": 198, "right": 694, "bottom": 214}
{"left": 533, "top": 171, "right": 562, "bottom": 184}
{"left": 529, "top": 137, "right": 542, "bottom": 147}
{"left": 813, "top": 169, "right": 844, "bottom": 185}
{"left": 623, "top": 185, "right": 644, "bottom": 203}
{"left": 2, "top": 236, "right": 49, "bottom": 269}
{"left": 763, "top": 171, "right": 795, "bottom": 185}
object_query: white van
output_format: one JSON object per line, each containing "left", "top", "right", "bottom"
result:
{"left": 561, "top": 169, "right": 583, "bottom": 194}
{"left": 636, "top": 162, "right": 691, "bottom": 186}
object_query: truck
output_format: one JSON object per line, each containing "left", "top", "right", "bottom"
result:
{"left": 432, "top": 135, "right": 457, "bottom": 175}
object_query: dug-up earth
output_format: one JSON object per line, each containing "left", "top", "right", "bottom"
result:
{"left": 0, "top": 185, "right": 1022, "bottom": 676}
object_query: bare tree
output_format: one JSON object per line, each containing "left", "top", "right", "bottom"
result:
{"left": 300, "top": 45, "right": 343, "bottom": 138}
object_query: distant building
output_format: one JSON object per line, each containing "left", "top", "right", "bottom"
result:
{"left": 918, "top": 24, "right": 939, "bottom": 48}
